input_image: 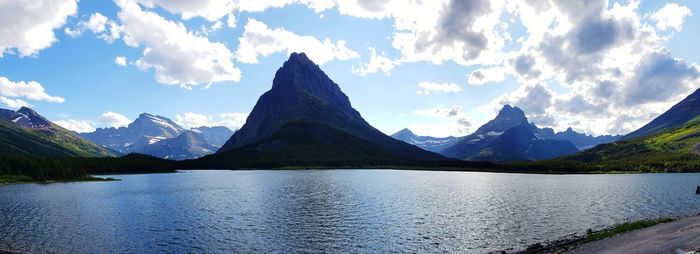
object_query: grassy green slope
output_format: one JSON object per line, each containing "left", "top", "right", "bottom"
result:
{"left": 0, "top": 120, "right": 116, "bottom": 157}
{"left": 512, "top": 117, "right": 700, "bottom": 172}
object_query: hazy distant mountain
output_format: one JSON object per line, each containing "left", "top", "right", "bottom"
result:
{"left": 440, "top": 105, "right": 531, "bottom": 160}
{"left": 81, "top": 114, "right": 231, "bottom": 160}
{"left": 553, "top": 127, "right": 622, "bottom": 150}
{"left": 191, "top": 126, "right": 234, "bottom": 147}
{"left": 141, "top": 130, "right": 219, "bottom": 160}
{"left": 81, "top": 113, "right": 185, "bottom": 154}
{"left": 391, "top": 128, "right": 461, "bottom": 153}
{"left": 623, "top": 88, "right": 700, "bottom": 140}
{"left": 203, "top": 52, "right": 445, "bottom": 167}
{"left": 0, "top": 107, "right": 115, "bottom": 157}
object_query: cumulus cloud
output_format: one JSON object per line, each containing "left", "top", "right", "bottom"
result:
{"left": 0, "top": 97, "right": 31, "bottom": 109}
{"left": 412, "top": 106, "right": 473, "bottom": 137}
{"left": 619, "top": 50, "right": 699, "bottom": 106}
{"left": 352, "top": 47, "right": 399, "bottom": 76}
{"left": 416, "top": 82, "right": 462, "bottom": 95}
{"left": 115, "top": 0, "right": 241, "bottom": 87}
{"left": 175, "top": 112, "right": 248, "bottom": 130}
{"left": 226, "top": 13, "right": 237, "bottom": 28}
{"left": 115, "top": 56, "right": 127, "bottom": 66}
{"left": 462, "top": 0, "right": 700, "bottom": 135}
{"left": 0, "top": 77, "right": 65, "bottom": 106}
{"left": 0, "top": 0, "right": 78, "bottom": 57}
{"left": 65, "top": 12, "right": 122, "bottom": 43}
{"left": 238, "top": 0, "right": 335, "bottom": 13}
{"left": 99, "top": 111, "right": 131, "bottom": 128}
{"left": 649, "top": 3, "right": 692, "bottom": 31}
{"left": 134, "top": 0, "right": 236, "bottom": 21}
{"left": 392, "top": 0, "right": 508, "bottom": 66}
{"left": 54, "top": 119, "right": 96, "bottom": 133}
{"left": 236, "top": 19, "right": 359, "bottom": 65}
{"left": 468, "top": 66, "right": 508, "bottom": 85}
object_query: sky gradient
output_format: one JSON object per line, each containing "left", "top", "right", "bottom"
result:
{"left": 0, "top": 0, "right": 698, "bottom": 137}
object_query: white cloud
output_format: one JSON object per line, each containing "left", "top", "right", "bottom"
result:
{"left": 0, "top": 77, "right": 65, "bottom": 104}
{"left": 65, "top": 12, "right": 123, "bottom": 43}
{"left": 0, "top": 97, "right": 31, "bottom": 109}
{"left": 649, "top": 3, "right": 692, "bottom": 31}
{"left": 54, "top": 119, "right": 96, "bottom": 133}
{"left": 115, "top": 0, "right": 241, "bottom": 87}
{"left": 237, "top": 0, "right": 335, "bottom": 13}
{"left": 0, "top": 0, "right": 78, "bottom": 57}
{"left": 84, "top": 12, "right": 110, "bottom": 33}
{"left": 411, "top": 106, "right": 473, "bottom": 137}
{"left": 226, "top": 13, "right": 237, "bottom": 28}
{"left": 99, "top": 112, "right": 131, "bottom": 128}
{"left": 416, "top": 82, "right": 462, "bottom": 95}
{"left": 134, "top": 0, "right": 236, "bottom": 21}
{"left": 175, "top": 112, "right": 248, "bottom": 130}
{"left": 352, "top": 47, "right": 399, "bottom": 76}
{"left": 465, "top": 0, "right": 700, "bottom": 136}
{"left": 468, "top": 66, "right": 509, "bottom": 85}
{"left": 115, "top": 56, "right": 128, "bottom": 66}
{"left": 235, "top": 19, "right": 359, "bottom": 65}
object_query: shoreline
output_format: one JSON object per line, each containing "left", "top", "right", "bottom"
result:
{"left": 0, "top": 175, "right": 120, "bottom": 186}
{"left": 515, "top": 213, "right": 700, "bottom": 253}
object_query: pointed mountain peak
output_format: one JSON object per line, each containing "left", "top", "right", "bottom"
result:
{"left": 129, "top": 113, "right": 184, "bottom": 134}
{"left": 14, "top": 106, "right": 51, "bottom": 129}
{"left": 18, "top": 106, "right": 39, "bottom": 116}
{"left": 496, "top": 104, "right": 526, "bottom": 120}
{"left": 270, "top": 52, "right": 340, "bottom": 95}
{"left": 137, "top": 112, "right": 159, "bottom": 119}
{"left": 392, "top": 128, "right": 417, "bottom": 139}
{"left": 396, "top": 128, "right": 415, "bottom": 135}
{"left": 287, "top": 52, "right": 313, "bottom": 64}
{"left": 473, "top": 104, "right": 530, "bottom": 134}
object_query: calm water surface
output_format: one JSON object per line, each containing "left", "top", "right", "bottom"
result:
{"left": 1, "top": 170, "right": 700, "bottom": 253}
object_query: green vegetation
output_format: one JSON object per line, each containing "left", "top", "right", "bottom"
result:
{"left": 190, "top": 121, "right": 449, "bottom": 169}
{"left": 510, "top": 117, "right": 700, "bottom": 173}
{"left": 0, "top": 154, "right": 176, "bottom": 182}
{"left": 0, "top": 120, "right": 116, "bottom": 157}
{"left": 0, "top": 174, "right": 36, "bottom": 184}
{"left": 586, "top": 217, "right": 674, "bottom": 241}
{"left": 2, "top": 117, "right": 700, "bottom": 184}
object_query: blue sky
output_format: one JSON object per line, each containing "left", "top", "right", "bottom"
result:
{"left": 0, "top": 0, "right": 698, "bottom": 137}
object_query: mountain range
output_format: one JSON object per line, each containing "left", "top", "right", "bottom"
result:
{"left": 80, "top": 114, "right": 233, "bottom": 160}
{"left": 196, "top": 52, "right": 445, "bottom": 167}
{"left": 390, "top": 129, "right": 461, "bottom": 153}
{"left": 394, "top": 105, "right": 622, "bottom": 162}
{"left": 527, "top": 87, "right": 700, "bottom": 172}
{"left": 0, "top": 52, "right": 696, "bottom": 173}
{"left": 0, "top": 107, "right": 115, "bottom": 157}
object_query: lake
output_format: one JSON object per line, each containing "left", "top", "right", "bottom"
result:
{"left": 1, "top": 170, "right": 699, "bottom": 253}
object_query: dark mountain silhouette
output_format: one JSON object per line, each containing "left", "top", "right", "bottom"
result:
{"left": 204, "top": 52, "right": 445, "bottom": 167}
